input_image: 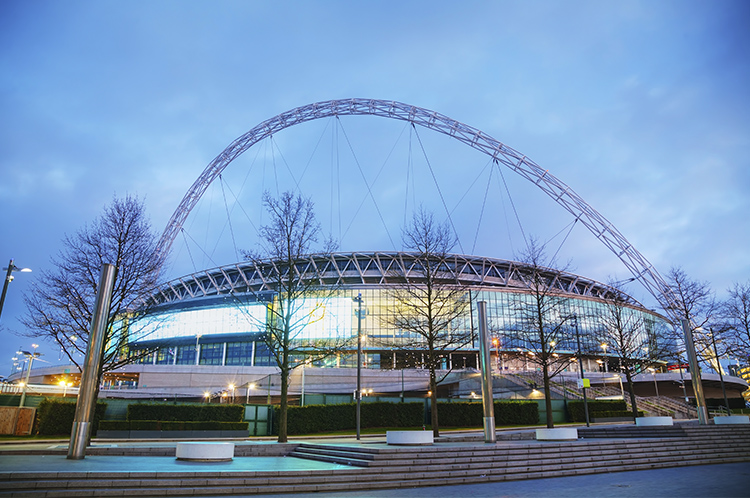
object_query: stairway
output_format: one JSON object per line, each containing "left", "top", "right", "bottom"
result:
{"left": 3, "top": 426, "right": 749, "bottom": 496}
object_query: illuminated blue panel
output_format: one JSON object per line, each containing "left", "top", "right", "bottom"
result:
{"left": 130, "top": 303, "right": 266, "bottom": 342}
{"left": 129, "top": 297, "right": 354, "bottom": 344}
{"left": 288, "top": 297, "right": 354, "bottom": 340}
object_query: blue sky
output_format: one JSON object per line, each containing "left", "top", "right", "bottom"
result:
{"left": 1, "top": 0, "right": 749, "bottom": 375}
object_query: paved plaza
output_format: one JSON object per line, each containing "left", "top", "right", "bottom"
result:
{"left": 243, "top": 462, "right": 750, "bottom": 498}
{"left": 1, "top": 433, "right": 748, "bottom": 497}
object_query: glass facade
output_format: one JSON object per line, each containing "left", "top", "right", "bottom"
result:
{"left": 126, "top": 286, "right": 671, "bottom": 370}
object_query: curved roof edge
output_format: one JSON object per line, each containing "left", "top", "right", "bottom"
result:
{"left": 148, "top": 252, "right": 643, "bottom": 309}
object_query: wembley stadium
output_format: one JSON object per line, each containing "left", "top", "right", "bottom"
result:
{"left": 72, "top": 250, "right": 669, "bottom": 400}
{"left": 8, "top": 99, "right": 747, "bottom": 411}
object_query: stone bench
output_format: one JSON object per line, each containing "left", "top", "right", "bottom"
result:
{"left": 386, "top": 430, "right": 433, "bottom": 445}
{"left": 713, "top": 415, "right": 750, "bottom": 425}
{"left": 175, "top": 442, "right": 235, "bottom": 461}
{"left": 535, "top": 428, "right": 578, "bottom": 441}
{"left": 636, "top": 416, "right": 673, "bottom": 426}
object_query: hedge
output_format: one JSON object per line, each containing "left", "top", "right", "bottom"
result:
{"left": 126, "top": 403, "right": 244, "bottom": 422}
{"left": 99, "top": 420, "right": 248, "bottom": 431}
{"left": 35, "top": 399, "right": 107, "bottom": 436}
{"left": 591, "top": 410, "right": 644, "bottom": 419}
{"left": 275, "top": 400, "right": 538, "bottom": 435}
{"left": 277, "top": 402, "right": 424, "bottom": 435}
{"left": 437, "top": 401, "right": 538, "bottom": 427}
{"left": 567, "top": 400, "right": 629, "bottom": 422}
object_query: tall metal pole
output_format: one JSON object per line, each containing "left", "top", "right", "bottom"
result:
{"left": 477, "top": 301, "right": 496, "bottom": 443}
{"left": 1, "top": 259, "right": 31, "bottom": 322}
{"left": 0, "top": 260, "right": 15, "bottom": 321}
{"left": 682, "top": 319, "right": 708, "bottom": 424}
{"left": 711, "top": 328, "right": 730, "bottom": 414}
{"left": 354, "top": 293, "right": 362, "bottom": 441}
{"left": 573, "top": 315, "right": 590, "bottom": 427}
{"left": 18, "top": 349, "right": 38, "bottom": 408}
{"left": 68, "top": 264, "right": 116, "bottom": 460}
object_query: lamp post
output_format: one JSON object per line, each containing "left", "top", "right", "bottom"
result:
{"left": 0, "top": 259, "right": 32, "bottom": 321}
{"left": 352, "top": 293, "right": 363, "bottom": 440}
{"left": 648, "top": 367, "right": 660, "bottom": 397}
{"left": 18, "top": 344, "right": 40, "bottom": 408}
{"left": 572, "top": 315, "right": 590, "bottom": 427}
{"left": 710, "top": 328, "right": 730, "bottom": 414}
{"left": 601, "top": 343, "right": 608, "bottom": 372}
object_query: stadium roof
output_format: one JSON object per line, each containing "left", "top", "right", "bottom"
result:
{"left": 149, "top": 252, "right": 629, "bottom": 308}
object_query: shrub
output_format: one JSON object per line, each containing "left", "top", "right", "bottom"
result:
{"left": 591, "top": 410, "right": 644, "bottom": 419}
{"left": 277, "top": 402, "right": 424, "bottom": 435}
{"left": 98, "top": 420, "right": 248, "bottom": 431}
{"left": 495, "top": 400, "right": 539, "bottom": 425}
{"left": 35, "top": 399, "right": 107, "bottom": 436}
{"left": 567, "top": 400, "right": 628, "bottom": 422}
{"left": 437, "top": 401, "right": 538, "bottom": 427}
{"left": 126, "top": 403, "right": 243, "bottom": 422}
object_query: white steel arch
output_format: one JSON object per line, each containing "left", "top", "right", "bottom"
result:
{"left": 158, "top": 98, "right": 679, "bottom": 318}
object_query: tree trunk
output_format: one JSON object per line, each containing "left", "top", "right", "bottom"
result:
{"left": 278, "top": 367, "right": 289, "bottom": 443}
{"left": 429, "top": 369, "right": 439, "bottom": 437}
{"left": 543, "top": 365, "right": 554, "bottom": 428}
{"left": 625, "top": 369, "right": 639, "bottom": 422}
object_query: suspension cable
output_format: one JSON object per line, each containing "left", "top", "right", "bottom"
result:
{"left": 269, "top": 135, "right": 300, "bottom": 193}
{"left": 336, "top": 116, "right": 402, "bottom": 249}
{"left": 339, "top": 119, "right": 409, "bottom": 242}
{"left": 181, "top": 228, "right": 197, "bottom": 272}
{"left": 219, "top": 174, "right": 240, "bottom": 261}
{"left": 495, "top": 159, "right": 528, "bottom": 251}
{"left": 412, "top": 123, "right": 464, "bottom": 254}
{"left": 549, "top": 217, "right": 579, "bottom": 264}
{"left": 472, "top": 161, "right": 494, "bottom": 254}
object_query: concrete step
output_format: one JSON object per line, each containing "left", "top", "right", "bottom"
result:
{"left": 2, "top": 434, "right": 750, "bottom": 496}
{"left": 290, "top": 445, "right": 376, "bottom": 467}
{"left": 5, "top": 451, "right": 750, "bottom": 498}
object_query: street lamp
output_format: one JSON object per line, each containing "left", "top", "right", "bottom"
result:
{"left": 600, "top": 343, "right": 608, "bottom": 372}
{"left": 0, "top": 259, "right": 32, "bottom": 321}
{"left": 18, "top": 344, "right": 40, "bottom": 408}
{"left": 228, "top": 383, "right": 235, "bottom": 403}
{"left": 352, "top": 293, "right": 364, "bottom": 441}
{"left": 709, "top": 328, "right": 731, "bottom": 414}
{"left": 571, "top": 315, "right": 590, "bottom": 427}
{"left": 648, "top": 367, "right": 660, "bottom": 397}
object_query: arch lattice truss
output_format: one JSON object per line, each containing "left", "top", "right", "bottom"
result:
{"left": 157, "top": 99, "right": 678, "bottom": 319}
{"left": 149, "top": 251, "right": 620, "bottom": 307}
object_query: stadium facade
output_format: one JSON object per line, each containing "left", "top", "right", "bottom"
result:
{"left": 13, "top": 251, "right": 750, "bottom": 404}
{"left": 117, "top": 251, "right": 671, "bottom": 392}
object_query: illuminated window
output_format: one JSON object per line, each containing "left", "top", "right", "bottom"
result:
{"left": 199, "top": 343, "right": 224, "bottom": 365}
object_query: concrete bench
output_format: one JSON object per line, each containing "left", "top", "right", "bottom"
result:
{"left": 535, "top": 428, "right": 578, "bottom": 441}
{"left": 175, "top": 442, "right": 235, "bottom": 461}
{"left": 636, "top": 416, "right": 673, "bottom": 426}
{"left": 713, "top": 415, "right": 750, "bottom": 425}
{"left": 386, "top": 430, "right": 433, "bottom": 445}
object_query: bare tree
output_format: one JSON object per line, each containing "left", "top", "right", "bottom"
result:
{"left": 664, "top": 266, "right": 718, "bottom": 363}
{"left": 509, "top": 237, "right": 573, "bottom": 428}
{"left": 598, "top": 281, "right": 670, "bottom": 420}
{"left": 719, "top": 280, "right": 750, "bottom": 365}
{"left": 241, "top": 190, "right": 346, "bottom": 443}
{"left": 380, "top": 208, "right": 472, "bottom": 437}
{"left": 21, "top": 195, "right": 164, "bottom": 386}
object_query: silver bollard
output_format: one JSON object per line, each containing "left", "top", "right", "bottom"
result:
{"left": 68, "top": 264, "right": 116, "bottom": 460}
